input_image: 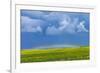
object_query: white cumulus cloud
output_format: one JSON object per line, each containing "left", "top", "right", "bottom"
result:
{"left": 21, "top": 11, "right": 89, "bottom": 35}
{"left": 46, "top": 26, "right": 61, "bottom": 35}
{"left": 77, "top": 21, "right": 88, "bottom": 32}
{"left": 46, "top": 16, "right": 88, "bottom": 35}
{"left": 21, "top": 16, "right": 45, "bottom": 32}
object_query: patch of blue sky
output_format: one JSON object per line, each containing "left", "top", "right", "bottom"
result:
{"left": 21, "top": 10, "right": 90, "bottom": 49}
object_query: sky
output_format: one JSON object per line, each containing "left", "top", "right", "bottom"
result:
{"left": 21, "top": 10, "right": 90, "bottom": 49}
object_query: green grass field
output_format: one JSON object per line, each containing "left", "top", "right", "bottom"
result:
{"left": 21, "top": 46, "right": 89, "bottom": 63}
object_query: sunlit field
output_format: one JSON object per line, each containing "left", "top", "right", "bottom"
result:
{"left": 21, "top": 46, "right": 89, "bottom": 63}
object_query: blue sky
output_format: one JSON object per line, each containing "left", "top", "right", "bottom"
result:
{"left": 21, "top": 10, "right": 90, "bottom": 49}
